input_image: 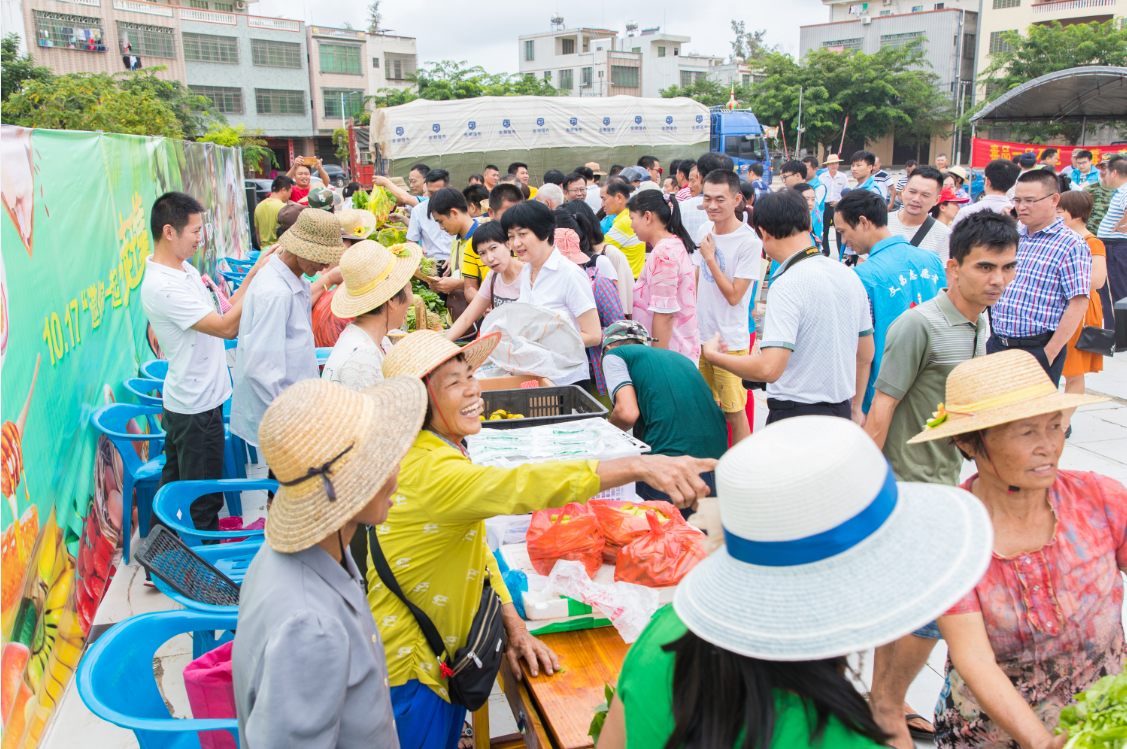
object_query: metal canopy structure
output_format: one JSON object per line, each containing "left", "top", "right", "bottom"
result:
{"left": 970, "top": 66, "right": 1127, "bottom": 125}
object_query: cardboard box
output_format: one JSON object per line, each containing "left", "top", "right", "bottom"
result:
{"left": 475, "top": 375, "right": 554, "bottom": 391}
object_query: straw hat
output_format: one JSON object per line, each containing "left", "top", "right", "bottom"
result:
{"left": 674, "top": 416, "right": 992, "bottom": 661}
{"left": 338, "top": 209, "right": 377, "bottom": 240}
{"left": 258, "top": 377, "right": 426, "bottom": 553}
{"left": 279, "top": 209, "right": 346, "bottom": 265}
{"left": 824, "top": 154, "right": 843, "bottom": 164}
{"left": 908, "top": 350, "right": 1108, "bottom": 444}
{"left": 584, "top": 161, "right": 607, "bottom": 176}
{"left": 331, "top": 240, "right": 421, "bottom": 319}
{"left": 946, "top": 165, "right": 969, "bottom": 182}
{"left": 382, "top": 329, "right": 500, "bottom": 380}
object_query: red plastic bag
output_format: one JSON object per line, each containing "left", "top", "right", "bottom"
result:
{"left": 183, "top": 640, "right": 237, "bottom": 749}
{"left": 589, "top": 499, "right": 682, "bottom": 563}
{"left": 615, "top": 510, "right": 706, "bottom": 587}
{"left": 526, "top": 502, "right": 605, "bottom": 578}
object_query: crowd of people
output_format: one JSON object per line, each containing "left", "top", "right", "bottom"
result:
{"left": 136, "top": 142, "right": 1127, "bottom": 749}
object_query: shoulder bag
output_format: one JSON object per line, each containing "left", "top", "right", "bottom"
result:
{"left": 1075, "top": 279, "right": 1116, "bottom": 357}
{"left": 368, "top": 527, "right": 506, "bottom": 711}
{"left": 909, "top": 216, "right": 936, "bottom": 248}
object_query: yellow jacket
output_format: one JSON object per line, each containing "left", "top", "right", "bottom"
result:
{"left": 367, "top": 430, "right": 601, "bottom": 701}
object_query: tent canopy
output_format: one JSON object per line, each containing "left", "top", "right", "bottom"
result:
{"left": 970, "top": 66, "right": 1127, "bottom": 124}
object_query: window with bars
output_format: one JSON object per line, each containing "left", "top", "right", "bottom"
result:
{"left": 183, "top": 32, "right": 238, "bottom": 63}
{"left": 880, "top": 31, "right": 925, "bottom": 49}
{"left": 372, "top": 56, "right": 379, "bottom": 68}
{"left": 384, "top": 52, "right": 415, "bottom": 80}
{"left": 822, "top": 37, "right": 863, "bottom": 51}
{"left": 190, "top": 85, "right": 243, "bottom": 113}
{"left": 524, "top": 40, "right": 534, "bottom": 61}
{"left": 32, "top": 11, "right": 104, "bottom": 49}
{"left": 989, "top": 30, "right": 1015, "bottom": 54}
{"left": 543, "top": 70, "right": 551, "bottom": 81}
{"left": 581, "top": 66, "right": 592, "bottom": 86}
{"left": 657, "top": 46, "right": 665, "bottom": 57}
{"left": 256, "top": 88, "right": 305, "bottom": 115}
{"left": 251, "top": 38, "right": 302, "bottom": 67}
{"left": 189, "top": 0, "right": 208, "bottom": 8}
{"left": 559, "top": 68, "right": 573, "bottom": 89}
{"left": 319, "top": 42, "right": 361, "bottom": 74}
{"left": 323, "top": 89, "right": 365, "bottom": 118}
{"left": 993, "top": 0, "right": 1020, "bottom": 7}
{"left": 611, "top": 65, "right": 638, "bottom": 88}
{"left": 117, "top": 22, "right": 175, "bottom": 58}
{"left": 561, "top": 37, "right": 575, "bottom": 54}
{"left": 212, "top": 2, "right": 233, "bottom": 10}
{"left": 679, "top": 70, "right": 706, "bottom": 87}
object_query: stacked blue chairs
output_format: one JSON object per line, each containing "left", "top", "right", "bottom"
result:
{"left": 123, "top": 378, "right": 165, "bottom": 406}
{"left": 219, "top": 270, "right": 247, "bottom": 292}
{"left": 140, "top": 359, "right": 169, "bottom": 381}
{"left": 222, "top": 257, "right": 255, "bottom": 273}
{"left": 90, "top": 404, "right": 166, "bottom": 563}
{"left": 78, "top": 610, "right": 240, "bottom": 748}
{"left": 153, "top": 479, "right": 274, "bottom": 548}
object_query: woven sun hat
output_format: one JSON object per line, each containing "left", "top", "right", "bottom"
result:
{"left": 673, "top": 415, "right": 993, "bottom": 661}
{"left": 908, "top": 349, "right": 1108, "bottom": 444}
{"left": 584, "top": 161, "right": 607, "bottom": 176}
{"left": 946, "top": 165, "right": 969, "bottom": 182}
{"left": 258, "top": 377, "right": 426, "bottom": 553}
{"left": 331, "top": 240, "right": 421, "bottom": 319}
{"left": 381, "top": 329, "right": 501, "bottom": 380}
{"left": 824, "top": 154, "right": 843, "bottom": 164}
{"left": 279, "top": 208, "right": 346, "bottom": 265}
{"left": 602, "top": 320, "right": 656, "bottom": 351}
{"left": 338, "top": 208, "right": 377, "bottom": 240}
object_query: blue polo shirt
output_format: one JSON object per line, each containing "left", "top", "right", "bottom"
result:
{"left": 860, "top": 175, "right": 889, "bottom": 201}
{"left": 853, "top": 234, "right": 946, "bottom": 412}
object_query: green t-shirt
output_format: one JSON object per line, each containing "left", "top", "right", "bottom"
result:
{"left": 254, "top": 197, "right": 285, "bottom": 246}
{"left": 874, "top": 291, "right": 987, "bottom": 485}
{"left": 602, "top": 344, "right": 727, "bottom": 460}
{"left": 618, "top": 606, "right": 885, "bottom": 749}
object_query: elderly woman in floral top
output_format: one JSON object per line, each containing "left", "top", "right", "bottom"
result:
{"left": 909, "top": 349, "right": 1127, "bottom": 749}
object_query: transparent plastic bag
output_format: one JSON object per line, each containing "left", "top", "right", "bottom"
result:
{"left": 480, "top": 302, "right": 587, "bottom": 381}
{"left": 526, "top": 502, "right": 604, "bottom": 578}
{"left": 615, "top": 510, "right": 706, "bottom": 587}
{"left": 542, "top": 559, "right": 659, "bottom": 643}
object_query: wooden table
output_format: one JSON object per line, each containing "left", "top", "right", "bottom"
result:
{"left": 475, "top": 627, "right": 630, "bottom": 749}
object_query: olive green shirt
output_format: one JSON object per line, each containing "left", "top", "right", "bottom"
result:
{"left": 875, "top": 291, "right": 987, "bottom": 485}
{"left": 254, "top": 197, "right": 285, "bottom": 246}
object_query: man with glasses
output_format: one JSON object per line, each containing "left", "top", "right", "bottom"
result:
{"left": 987, "top": 169, "right": 1091, "bottom": 384}
{"left": 637, "top": 155, "right": 662, "bottom": 183}
{"left": 563, "top": 172, "right": 588, "bottom": 202}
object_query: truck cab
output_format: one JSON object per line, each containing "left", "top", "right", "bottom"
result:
{"left": 709, "top": 107, "right": 772, "bottom": 184}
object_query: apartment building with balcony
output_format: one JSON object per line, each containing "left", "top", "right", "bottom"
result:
{"left": 366, "top": 31, "right": 416, "bottom": 95}
{"left": 305, "top": 23, "right": 369, "bottom": 161}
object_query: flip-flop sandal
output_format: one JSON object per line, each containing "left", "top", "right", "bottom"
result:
{"left": 906, "top": 713, "right": 935, "bottom": 741}
{"left": 459, "top": 721, "right": 474, "bottom": 749}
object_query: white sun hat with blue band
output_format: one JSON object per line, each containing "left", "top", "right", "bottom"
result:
{"left": 673, "top": 415, "right": 993, "bottom": 661}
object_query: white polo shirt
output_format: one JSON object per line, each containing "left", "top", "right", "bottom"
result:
{"left": 585, "top": 184, "right": 602, "bottom": 213}
{"left": 406, "top": 197, "right": 455, "bottom": 261}
{"left": 759, "top": 252, "right": 873, "bottom": 405}
{"left": 818, "top": 170, "right": 850, "bottom": 203}
{"left": 518, "top": 248, "right": 597, "bottom": 385}
{"left": 140, "top": 256, "right": 231, "bottom": 414}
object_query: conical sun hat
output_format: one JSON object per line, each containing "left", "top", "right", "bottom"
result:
{"left": 258, "top": 377, "right": 426, "bottom": 553}
{"left": 674, "top": 415, "right": 993, "bottom": 661}
{"left": 279, "top": 208, "right": 345, "bottom": 265}
{"left": 331, "top": 241, "right": 421, "bottom": 319}
{"left": 908, "top": 349, "right": 1108, "bottom": 444}
{"left": 338, "top": 208, "right": 377, "bottom": 240}
{"left": 381, "top": 329, "right": 500, "bottom": 380}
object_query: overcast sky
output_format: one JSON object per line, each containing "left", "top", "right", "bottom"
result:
{"left": 246, "top": 0, "right": 827, "bottom": 74}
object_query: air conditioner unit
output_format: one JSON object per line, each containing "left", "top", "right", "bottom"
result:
{"left": 883, "top": 0, "right": 892, "bottom": 4}
{"left": 862, "top": 16, "right": 872, "bottom": 24}
{"left": 234, "top": 0, "right": 247, "bottom": 8}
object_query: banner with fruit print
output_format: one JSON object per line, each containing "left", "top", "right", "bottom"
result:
{"left": 0, "top": 125, "right": 249, "bottom": 747}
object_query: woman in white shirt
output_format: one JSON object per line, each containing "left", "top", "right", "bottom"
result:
{"left": 322, "top": 240, "right": 420, "bottom": 392}
{"left": 503, "top": 201, "right": 601, "bottom": 388}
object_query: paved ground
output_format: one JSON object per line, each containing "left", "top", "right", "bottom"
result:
{"left": 41, "top": 358, "right": 1127, "bottom": 749}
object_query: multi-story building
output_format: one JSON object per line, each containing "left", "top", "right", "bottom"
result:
{"left": 306, "top": 24, "right": 369, "bottom": 160}
{"left": 366, "top": 31, "right": 416, "bottom": 95}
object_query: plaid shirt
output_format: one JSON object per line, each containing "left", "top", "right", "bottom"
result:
{"left": 992, "top": 218, "right": 1092, "bottom": 338}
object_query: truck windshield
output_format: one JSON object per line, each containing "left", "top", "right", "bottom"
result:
{"left": 724, "top": 135, "right": 766, "bottom": 163}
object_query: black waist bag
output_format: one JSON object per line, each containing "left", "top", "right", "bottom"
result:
{"left": 368, "top": 526, "right": 506, "bottom": 710}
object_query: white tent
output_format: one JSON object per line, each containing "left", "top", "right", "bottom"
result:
{"left": 370, "top": 95, "right": 711, "bottom": 160}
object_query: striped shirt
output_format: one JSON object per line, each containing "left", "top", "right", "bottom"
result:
{"left": 604, "top": 209, "right": 646, "bottom": 279}
{"left": 1084, "top": 182, "right": 1116, "bottom": 235}
{"left": 992, "top": 218, "right": 1092, "bottom": 338}
{"left": 676, "top": 185, "right": 692, "bottom": 202}
{"left": 1096, "top": 184, "right": 1127, "bottom": 240}
{"left": 876, "top": 291, "right": 988, "bottom": 485}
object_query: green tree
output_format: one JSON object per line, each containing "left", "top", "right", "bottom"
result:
{"left": 332, "top": 127, "right": 350, "bottom": 166}
{"left": 118, "top": 69, "right": 223, "bottom": 138}
{"left": 367, "top": 0, "right": 382, "bottom": 33}
{"left": 366, "top": 60, "right": 559, "bottom": 109}
{"left": 198, "top": 123, "right": 275, "bottom": 175}
{"left": 1, "top": 33, "right": 51, "bottom": 105}
{"left": 729, "top": 21, "right": 773, "bottom": 64}
{"left": 661, "top": 76, "right": 750, "bottom": 108}
{"left": 973, "top": 20, "right": 1127, "bottom": 142}
{"left": 4, "top": 71, "right": 183, "bottom": 136}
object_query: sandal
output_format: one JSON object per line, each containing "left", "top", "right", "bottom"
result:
{"left": 906, "top": 712, "right": 935, "bottom": 741}
{"left": 459, "top": 721, "right": 474, "bottom": 749}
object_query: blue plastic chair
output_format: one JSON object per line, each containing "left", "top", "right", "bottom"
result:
{"left": 140, "top": 359, "right": 169, "bottom": 381}
{"left": 316, "top": 347, "right": 332, "bottom": 367}
{"left": 124, "top": 378, "right": 165, "bottom": 406}
{"left": 222, "top": 257, "right": 255, "bottom": 272}
{"left": 78, "top": 610, "right": 239, "bottom": 748}
{"left": 219, "top": 270, "right": 246, "bottom": 292}
{"left": 91, "top": 404, "right": 166, "bottom": 563}
{"left": 153, "top": 479, "right": 275, "bottom": 547}
{"left": 149, "top": 539, "right": 262, "bottom": 625}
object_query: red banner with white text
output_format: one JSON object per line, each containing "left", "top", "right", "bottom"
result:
{"left": 970, "top": 137, "right": 1122, "bottom": 168}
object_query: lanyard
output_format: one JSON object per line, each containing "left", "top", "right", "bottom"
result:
{"left": 771, "top": 247, "right": 821, "bottom": 282}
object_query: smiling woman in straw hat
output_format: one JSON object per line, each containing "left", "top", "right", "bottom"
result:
{"left": 374, "top": 329, "right": 717, "bottom": 749}
{"left": 321, "top": 240, "right": 420, "bottom": 391}
{"left": 905, "top": 349, "right": 1126, "bottom": 749}
{"left": 598, "top": 414, "right": 993, "bottom": 749}
{"left": 232, "top": 376, "right": 426, "bottom": 749}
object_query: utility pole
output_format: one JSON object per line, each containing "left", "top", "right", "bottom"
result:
{"left": 795, "top": 87, "right": 804, "bottom": 157}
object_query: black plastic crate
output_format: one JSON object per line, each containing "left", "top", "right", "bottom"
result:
{"left": 479, "top": 385, "right": 607, "bottom": 430}
{"left": 134, "top": 525, "right": 241, "bottom": 607}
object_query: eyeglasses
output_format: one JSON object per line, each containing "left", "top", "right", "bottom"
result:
{"left": 1012, "top": 195, "right": 1055, "bottom": 207}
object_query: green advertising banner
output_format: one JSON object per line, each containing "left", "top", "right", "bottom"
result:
{"left": 0, "top": 125, "right": 249, "bottom": 747}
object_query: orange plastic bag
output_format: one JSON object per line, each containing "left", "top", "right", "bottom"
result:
{"left": 589, "top": 499, "right": 682, "bottom": 563}
{"left": 526, "top": 502, "right": 605, "bottom": 578}
{"left": 615, "top": 510, "right": 706, "bottom": 587}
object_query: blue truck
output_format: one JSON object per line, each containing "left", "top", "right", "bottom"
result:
{"left": 710, "top": 106, "right": 773, "bottom": 183}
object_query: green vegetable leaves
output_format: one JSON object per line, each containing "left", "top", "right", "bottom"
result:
{"left": 588, "top": 682, "right": 617, "bottom": 744}
{"left": 1057, "top": 669, "right": 1127, "bottom": 749}
{"left": 411, "top": 279, "right": 447, "bottom": 315}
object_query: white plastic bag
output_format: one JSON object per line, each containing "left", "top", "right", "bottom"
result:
{"left": 479, "top": 302, "right": 587, "bottom": 381}
{"left": 541, "top": 560, "right": 659, "bottom": 643}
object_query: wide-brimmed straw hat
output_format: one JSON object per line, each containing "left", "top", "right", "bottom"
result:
{"left": 258, "top": 377, "right": 427, "bottom": 553}
{"left": 946, "top": 165, "right": 969, "bottom": 182}
{"left": 584, "top": 161, "right": 607, "bottom": 176}
{"left": 908, "top": 350, "right": 1108, "bottom": 444}
{"left": 674, "top": 415, "right": 992, "bottom": 661}
{"left": 279, "top": 209, "right": 345, "bottom": 265}
{"left": 338, "top": 208, "right": 377, "bottom": 240}
{"left": 824, "top": 154, "right": 843, "bottom": 164}
{"left": 331, "top": 241, "right": 421, "bottom": 319}
{"left": 382, "top": 329, "right": 501, "bottom": 380}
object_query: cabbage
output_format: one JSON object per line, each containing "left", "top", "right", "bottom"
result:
{"left": 1058, "top": 669, "right": 1127, "bottom": 749}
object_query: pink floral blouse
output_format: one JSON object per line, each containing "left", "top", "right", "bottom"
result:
{"left": 935, "top": 471, "right": 1127, "bottom": 749}
{"left": 632, "top": 236, "right": 700, "bottom": 364}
